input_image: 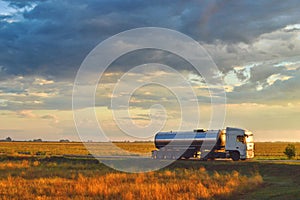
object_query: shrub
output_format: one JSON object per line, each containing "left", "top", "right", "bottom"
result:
{"left": 284, "top": 144, "right": 296, "bottom": 159}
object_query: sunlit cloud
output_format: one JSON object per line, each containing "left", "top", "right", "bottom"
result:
{"left": 283, "top": 24, "right": 300, "bottom": 32}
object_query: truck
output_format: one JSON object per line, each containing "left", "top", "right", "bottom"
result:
{"left": 151, "top": 127, "right": 254, "bottom": 161}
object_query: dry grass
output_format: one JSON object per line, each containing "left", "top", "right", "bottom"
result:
{"left": 0, "top": 167, "right": 262, "bottom": 200}
{"left": 0, "top": 160, "right": 31, "bottom": 169}
{"left": 0, "top": 142, "right": 90, "bottom": 156}
{"left": 1, "top": 142, "right": 300, "bottom": 159}
{"left": 255, "top": 142, "right": 300, "bottom": 159}
{"left": 0, "top": 141, "right": 298, "bottom": 199}
{"left": 0, "top": 142, "right": 155, "bottom": 156}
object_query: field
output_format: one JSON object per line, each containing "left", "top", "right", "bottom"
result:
{"left": 254, "top": 142, "right": 300, "bottom": 159}
{"left": 1, "top": 142, "right": 300, "bottom": 159}
{"left": 0, "top": 142, "right": 299, "bottom": 199}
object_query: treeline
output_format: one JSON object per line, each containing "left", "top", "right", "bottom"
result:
{"left": 0, "top": 137, "right": 70, "bottom": 143}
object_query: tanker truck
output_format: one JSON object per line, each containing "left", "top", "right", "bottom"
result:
{"left": 151, "top": 127, "right": 254, "bottom": 161}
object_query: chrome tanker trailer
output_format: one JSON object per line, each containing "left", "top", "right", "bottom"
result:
{"left": 151, "top": 127, "right": 254, "bottom": 161}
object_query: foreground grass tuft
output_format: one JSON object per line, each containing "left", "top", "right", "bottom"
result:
{"left": 0, "top": 166, "right": 262, "bottom": 200}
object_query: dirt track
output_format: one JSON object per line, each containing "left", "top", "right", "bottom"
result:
{"left": 63, "top": 154, "right": 300, "bottom": 163}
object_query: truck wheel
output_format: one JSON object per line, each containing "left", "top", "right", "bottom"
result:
{"left": 231, "top": 151, "right": 240, "bottom": 161}
{"left": 157, "top": 153, "right": 162, "bottom": 159}
{"left": 171, "top": 154, "right": 176, "bottom": 160}
{"left": 151, "top": 150, "right": 157, "bottom": 159}
{"left": 166, "top": 154, "right": 171, "bottom": 159}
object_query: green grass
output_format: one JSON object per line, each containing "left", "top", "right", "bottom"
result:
{"left": 167, "top": 160, "right": 300, "bottom": 199}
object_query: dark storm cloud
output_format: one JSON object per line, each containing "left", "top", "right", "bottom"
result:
{"left": 1, "top": 0, "right": 300, "bottom": 78}
{"left": 187, "top": 1, "right": 300, "bottom": 43}
{"left": 106, "top": 49, "right": 197, "bottom": 74}
{"left": 248, "top": 64, "right": 284, "bottom": 83}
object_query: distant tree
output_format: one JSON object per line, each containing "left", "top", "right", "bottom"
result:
{"left": 284, "top": 144, "right": 296, "bottom": 159}
{"left": 33, "top": 139, "right": 42, "bottom": 142}
{"left": 5, "top": 137, "right": 12, "bottom": 142}
{"left": 59, "top": 139, "right": 70, "bottom": 143}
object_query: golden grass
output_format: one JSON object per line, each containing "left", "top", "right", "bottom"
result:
{"left": 1, "top": 141, "right": 299, "bottom": 159}
{"left": 0, "top": 142, "right": 90, "bottom": 156}
{"left": 255, "top": 142, "right": 300, "bottom": 159}
{"left": 0, "top": 142, "right": 155, "bottom": 156}
{"left": 0, "top": 167, "right": 262, "bottom": 200}
{"left": 0, "top": 160, "right": 33, "bottom": 169}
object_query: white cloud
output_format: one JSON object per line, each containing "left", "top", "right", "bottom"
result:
{"left": 256, "top": 83, "right": 263, "bottom": 91}
{"left": 0, "top": 99, "right": 8, "bottom": 107}
{"left": 0, "top": 1, "right": 37, "bottom": 23}
{"left": 266, "top": 74, "right": 292, "bottom": 86}
{"left": 274, "top": 60, "right": 300, "bottom": 71}
{"left": 0, "top": 75, "right": 72, "bottom": 110}
{"left": 204, "top": 23, "right": 300, "bottom": 103}
{"left": 33, "top": 78, "right": 54, "bottom": 86}
{"left": 0, "top": 1, "right": 14, "bottom": 15}
{"left": 28, "top": 92, "right": 57, "bottom": 98}
{"left": 283, "top": 24, "right": 300, "bottom": 32}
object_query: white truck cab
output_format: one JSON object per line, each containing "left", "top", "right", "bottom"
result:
{"left": 225, "top": 127, "right": 254, "bottom": 161}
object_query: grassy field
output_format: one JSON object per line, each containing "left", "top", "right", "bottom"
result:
{"left": 0, "top": 156, "right": 299, "bottom": 199}
{"left": 0, "top": 141, "right": 299, "bottom": 159}
{"left": 0, "top": 157, "right": 264, "bottom": 200}
{"left": 0, "top": 142, "right": 299, "bottom": 199}
{"left": 254, "top": 142, "right": 300, "bottom": 159}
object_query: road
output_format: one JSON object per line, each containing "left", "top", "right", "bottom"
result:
{"left": 63, "top": 154, "right": 300, "bottom": 163}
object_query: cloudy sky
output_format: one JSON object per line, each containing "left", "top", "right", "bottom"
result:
{"left": 0, "top": 0, "right": 300, "bottom": 141}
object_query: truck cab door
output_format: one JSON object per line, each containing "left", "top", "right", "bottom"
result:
{"left": 235, "top": 135, "right": 247, "bottom": 159}
{"left": 226, "top": 134, "right": 247, "bottom": 159}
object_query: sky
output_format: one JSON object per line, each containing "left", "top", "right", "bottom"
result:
{"left": 0, "top": 0, "right": 300, "bottom": 141}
